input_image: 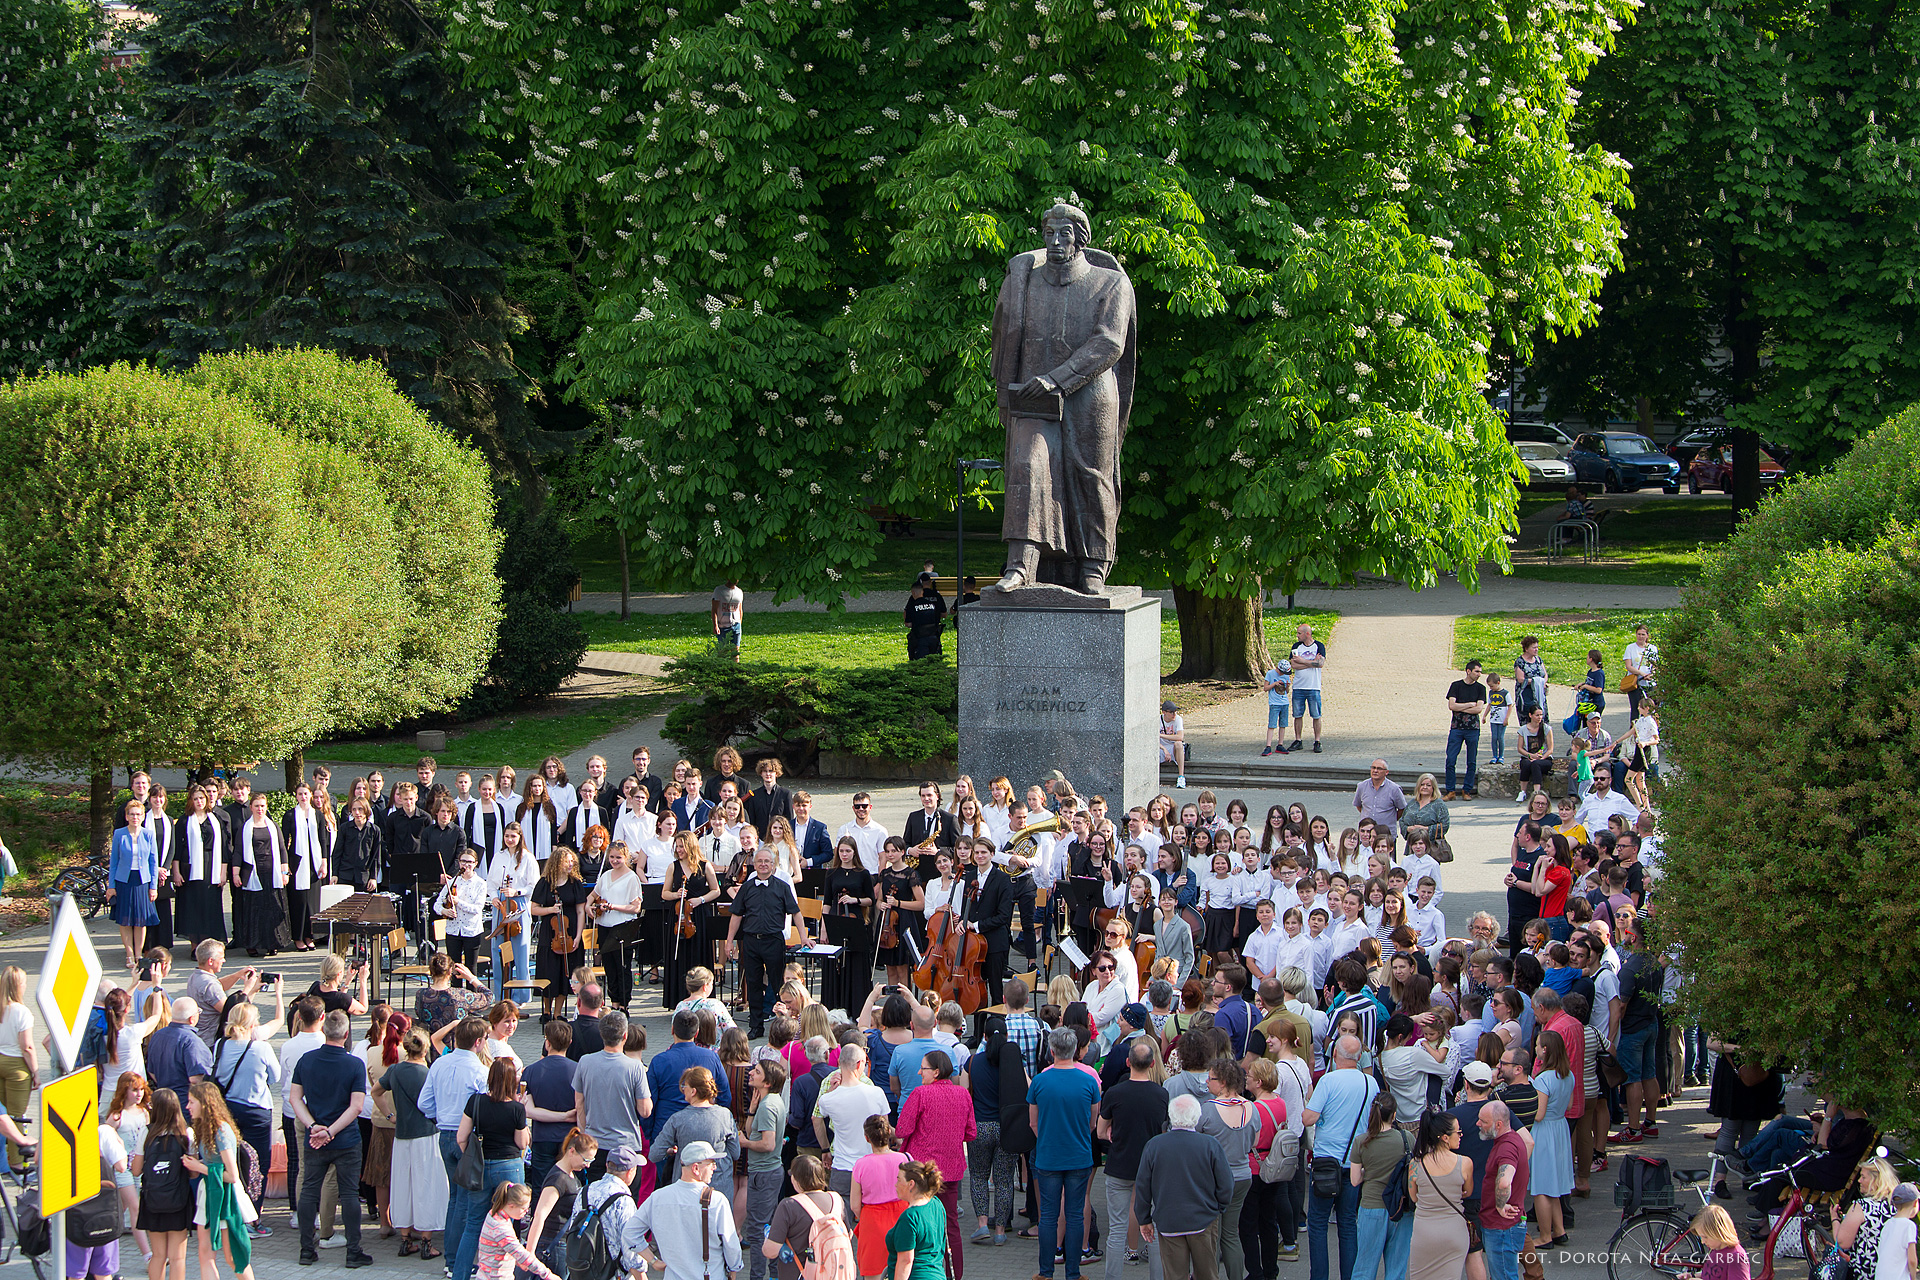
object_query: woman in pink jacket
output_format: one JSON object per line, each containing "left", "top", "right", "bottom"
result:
{"left": 897, "top": 1050, "right": 977, "bottom": 1278}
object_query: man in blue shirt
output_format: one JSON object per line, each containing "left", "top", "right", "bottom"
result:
{"left": 645, "top": 1009, "right": 730, "bottom": 1140}
{"left": 1301, "top": 1034, "right": 1380, "bottom": 1280}
{"left": 417, "top": 1016, "right": 490, "bottom": 1280}
{"left": 1026, "top": 1029, "right": 1102, "bottom": 1280}
{"left": 145, "top": 999, "right": 213, "bottom": 1099}
{"left": 1211, "top": 966, "right": 1255, "bottom": 1058}
{"left": 289, "top": 1010, "right": 373, "bottom": 1267}
{"left": 886, "top": 1004, "right": 947, "bottom": 1110}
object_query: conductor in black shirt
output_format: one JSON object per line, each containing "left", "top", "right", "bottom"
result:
{"left": 723, "top": 848, "right": 800, "bottom": 1038}
{"left": 904, "top": 782, "right": 960, "bottom": 852}
{"left": 566, "top": 984, "right": 608, "bottom": 1061}
{"left": 624, "top": 747, "right": 667, "bottom": 816}
{"left": 962, "top": 838, "right": 1016, "bottom": 1008}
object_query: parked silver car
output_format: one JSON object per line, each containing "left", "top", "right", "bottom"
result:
{"left": 1514, "top": 441, "right": 1574, "bottom": 488}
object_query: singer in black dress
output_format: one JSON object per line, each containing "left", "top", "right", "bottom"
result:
{"left": 172, "top": 784, "right": 228, "bottom": 947}
{"left": 822, "top": 837, "right": 875, "bottom": 1011}
{"left": 663, "top": 832, "right": 724, "bottom": 1014}
{"left": 532, "top": 847, "right": 590, "bottom": 1020}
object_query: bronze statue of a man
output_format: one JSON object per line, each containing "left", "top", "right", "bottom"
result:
{"left": 989, "top": 203, "right": 1138, "bottom": 596}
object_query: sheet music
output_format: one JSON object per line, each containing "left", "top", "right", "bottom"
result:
{"left": 797, "top": 944, "right": 845, "bottom": 957}
{"left": 1058, "top": 937, "right": 1091, "bottom": 969}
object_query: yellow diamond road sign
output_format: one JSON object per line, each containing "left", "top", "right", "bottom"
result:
{"left": 36, "top": 894, "right": 103, "bottom": 1074}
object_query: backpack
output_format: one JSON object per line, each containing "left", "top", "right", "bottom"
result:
{"left": 1382, "top": 1132, "right": 1416, "bottom": 1223}
{"left": 566, "top": 1188, "right": 633, "bottom": 1280}
{"left": 142, "top": 1134, "right": 193, "bottom": 1214}
{"left": 75, "top": 1013, "right": 110, "bottom": 1071}
{"left": 69, "top": 1155, "right": 123, "bottom": 1247}
{"left": 1616, "top": 1154, "right": 1672, "bottom": 1216}
{"left": 1253, "top": 1099, "right": 1299, "bottom": 1184}
{"left": 794, "top": 1191, "right": 858, "bottom": 1280}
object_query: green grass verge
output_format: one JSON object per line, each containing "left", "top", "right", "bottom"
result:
{"left": 0, "top": 782, "right": 92, "bottom": 894}
{"left": 314, "top": 694, "right": 670, "bottom": 768}
{"left": 1507, "top": 498, "right": 1730, "bottom": 586}
{"left": 1453, "top": 609, "right": 1673, "bottom": 685}
{"left": 580, "top": 607, "right": 1339, "bottom": 679}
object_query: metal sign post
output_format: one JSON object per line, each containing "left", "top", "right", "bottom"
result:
{"left": 34, "top": 894, "right": 105, "bottom": 1269}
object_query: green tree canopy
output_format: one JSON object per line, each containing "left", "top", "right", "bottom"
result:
{"left": 118, "top": 0, "right": 536, "bottom": 473}
{"left": 0, "top": 0, "right": 141, "bottom": 379}
{"left": 181, "top": 348, "right": 503, "bottom": 731}
{"left": 451, "top": 0, "right": 1633, "bottom": 673}
{"left": 0, "top": 365, "right": 366, "bottom": 771}
{"left": 1528, "top": 0, "right": 1920, "bottom": 503}
{"left": 1659, "top": 407, "right": 1920, "bottom": 1126}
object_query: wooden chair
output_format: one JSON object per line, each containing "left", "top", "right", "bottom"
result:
{"left": 798, "top": 897, "right": 825, "bottom": 943}
{"left": 503, "top": 977, "right": 549, "bottom": 1009}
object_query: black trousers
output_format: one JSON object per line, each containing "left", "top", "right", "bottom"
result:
{"left": 740, "top": 932, "right": 784, "bottom": 1029}
{"left": 1517, "top": 758, "right": 1554, "bottom": 788}
{"left": 298, "top": 1141, "right": 363, "bottom": 1255}
{"left": 983, "top": 948, "right": 1008, "bottom": 1008}
{"left": 599, "top": 924, "right": 637, "bottom": 1009}
{"left": 283, "top": 1116, "right": 303, "bottom": 1209}
{"left": 447, "top": 931, "right": 483, "bottom": 973}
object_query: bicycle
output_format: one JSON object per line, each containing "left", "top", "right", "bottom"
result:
{"left": 1605, "top": 1152, "right": 1826, "bottom": 1280}
{"left": 46, "top": 849, "right": 110, "bottom": 919}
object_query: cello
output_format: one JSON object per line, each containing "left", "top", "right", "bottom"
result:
{"left": 914, "top": 907, "right": 958, "bottom": 994}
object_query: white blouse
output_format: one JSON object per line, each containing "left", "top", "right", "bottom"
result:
{"left": 593, "top": 869, "right": 644, "bottom": 927}
{"left": 435, "top": 873, "right": 489, "bottom": 938}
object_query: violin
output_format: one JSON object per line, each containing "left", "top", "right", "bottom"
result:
{"left": 676, "top": 872, "right": 697, "bottom": 939}
{"left": 491, "top": 896, "right": 522, "bottom": 942}
{"left": 551, "top": 892, "right": 576, "bottom": 956}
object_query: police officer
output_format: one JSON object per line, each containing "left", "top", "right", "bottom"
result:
{"left": 723, "top": 848, "right": 799, "bottom": 1038}
{"left": 904, "top": 573, "right": 947, "bottom": 660}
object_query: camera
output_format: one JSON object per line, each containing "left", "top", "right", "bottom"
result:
{"left": 258, "top": 972, "right": 282, "bottom": 986}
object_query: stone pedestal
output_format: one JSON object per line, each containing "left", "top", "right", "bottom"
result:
{"left": 957, "top": 588, "right": 1161, "bottom": 802}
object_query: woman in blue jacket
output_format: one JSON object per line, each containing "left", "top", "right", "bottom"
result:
{"left": 109, "top": 797, "right": 160, "bottom": 969}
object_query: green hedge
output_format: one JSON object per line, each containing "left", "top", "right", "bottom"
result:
{"left": 662, "top": 654, "right": 957, "bottom": 772}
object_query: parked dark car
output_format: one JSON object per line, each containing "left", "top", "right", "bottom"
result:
{"left": 1568, "top": 432, "right": 1682, "bottom": 493}
{"left": 1688, "top": 445, "right": 1785, "bottom": 493}
{"left": 1666, "top": 428, "right": 1795, "bottom": 469}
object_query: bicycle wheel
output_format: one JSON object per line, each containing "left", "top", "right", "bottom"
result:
{"left": 1802, "top": 1214, "right": 1835, "bottom": 1280}
{"left": 1607, "top": 1210, "right": 1704, "bottom": 1280}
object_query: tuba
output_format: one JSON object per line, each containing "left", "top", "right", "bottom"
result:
{"left": 1004, "top": 811, "right": 1067, "bottom": 870}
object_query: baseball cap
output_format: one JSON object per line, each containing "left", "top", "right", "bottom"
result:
{"left": 1120, "top": 1002, "right": 1150, "bottom": 1030}
{"left": 680, "top": 1141, "right": 722, "bottom": 1165}
{"left": 1161, "top": 700, "right": 1177, "bottom": 712}
{"left": 1894, "top": 1183, "right": 1919, "bottom": 1207}
{"left": 604, "top": 1146, "right": 644, "bottom": 1171}
{"left": 1462, "top": 1062, "right": 1496, "bottom": 1087}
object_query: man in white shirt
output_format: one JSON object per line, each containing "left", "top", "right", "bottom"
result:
{"left": 612, "top": 789, "right": 656, "bottom": 852}
{"left": 1287, "top": 622, "right": 1328, "bottom": 753}
{"left": 1575, "top": 771, "right": 1640, "bottom": 834}
{"left": 1158, "top": 700, "right": 1186, "bottom": 789}
{"left": 811, "top": 1043, "right": 890, "bottom": 1200}
{"left": 277, "top": 997, "right": 327, "bottom": 1212}
{"left": 836, "top": 793, "right": 888, "bottom": 875}
{"left": 1124, "top": 809, "right": 1163, "bottom": 861}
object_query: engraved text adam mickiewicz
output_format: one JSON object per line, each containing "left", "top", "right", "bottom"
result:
{"left": 995, "top": 685, "right": 1089, "bottom": 714}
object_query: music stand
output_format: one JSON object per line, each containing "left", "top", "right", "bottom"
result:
{"left": 641, "top": 884, "right": 665, "bottom": 911}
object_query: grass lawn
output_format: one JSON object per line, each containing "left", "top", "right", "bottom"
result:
{"left": 1453, "top": 609, "right": 1673, "bottom": 685}
{"left": 1506, "top": 497, "right": 1730, "bottom": 586}
{"left": 581, "top": 607, "right": 1341, "bottom": 679}
{"left": 0, "top": 782, "right": 92, "bottom": 923}
{"left": 314, "top": 694, "right": 670, "bottom": 768}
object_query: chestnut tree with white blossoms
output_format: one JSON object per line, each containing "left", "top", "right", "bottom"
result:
{"left": 453, "top": 0, "right": 1635, "bottom": 676}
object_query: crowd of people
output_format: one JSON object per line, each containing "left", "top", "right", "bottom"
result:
{"left": 33, "top": 669, "right": 1894, "bottom": 1280}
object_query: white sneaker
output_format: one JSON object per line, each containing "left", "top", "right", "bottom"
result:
{"left": 318, "top": 1235, "right": 348, "bottom": 1249}
{"left": 1175, "top": 776, "right": 1186, "bottom": 789}
{"left": 1516, "top": 787, "right": 1528, "bottom": 803}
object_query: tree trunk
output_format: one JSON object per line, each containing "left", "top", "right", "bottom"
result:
{"left": 89, "top": 761, "right": 113, "bottom": 864}
{"left": 1636, "top": 395, "right": 1654, "bottom": 436}
{"left": 285, "top": 750, "right": 305, "bottom": 795}
{"left": 1170, "top": 587, "right": 1271, "bottom": 683}
{"left": 1727, "top": 244, "right": 1764, "bottom": 526}
{"left": 618, "top": 528, "right": 631, "bottom": 620}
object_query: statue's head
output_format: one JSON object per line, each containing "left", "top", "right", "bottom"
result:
{"left": 1042, "top": 203, "right": 1092, "bottom": 265}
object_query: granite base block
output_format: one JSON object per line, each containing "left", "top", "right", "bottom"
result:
{"left": 957, "top": 593, "right": 1161, "bottom": 802}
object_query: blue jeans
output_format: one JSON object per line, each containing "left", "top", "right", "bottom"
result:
{"left": 1353, "top": 1206, "right": 1413, "bottom": 1280}
{"left": 438, "top": 1131, "right": 491, "bottom": 1280}
{"left": 1483, "top": 1223, "right": 1526, "bottom": 1280}
{"left": 717, "top": 623, "right": 741, "bottom": 655}
{"left": 1035, "top": 1166, "right": 1091, "bottom": 1280}
{"left": 1490, "top": 722, "right": 1507, "bottom": 761}
{"left": 491, "top": 898, "right": 529, "bottom": 1000}
{"left": 1307, "top": 1179, "right": 1360, "bottom": 1280}
{"left": 1741, "top": 1117, "right": 1813, "bottom": 1170}
{"left": 1446, "top": 726, "right": 1481, "bottom": 793}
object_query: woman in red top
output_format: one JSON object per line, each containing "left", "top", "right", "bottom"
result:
{"left": 896, "top": 1050, "right": 977, "bottom": 1279}
{"left": 1529, "top": 843, "right": 1575, "bottom": 941}
{"left": 1243, "top": 1058, "right": 1290, "bottom": 1280}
